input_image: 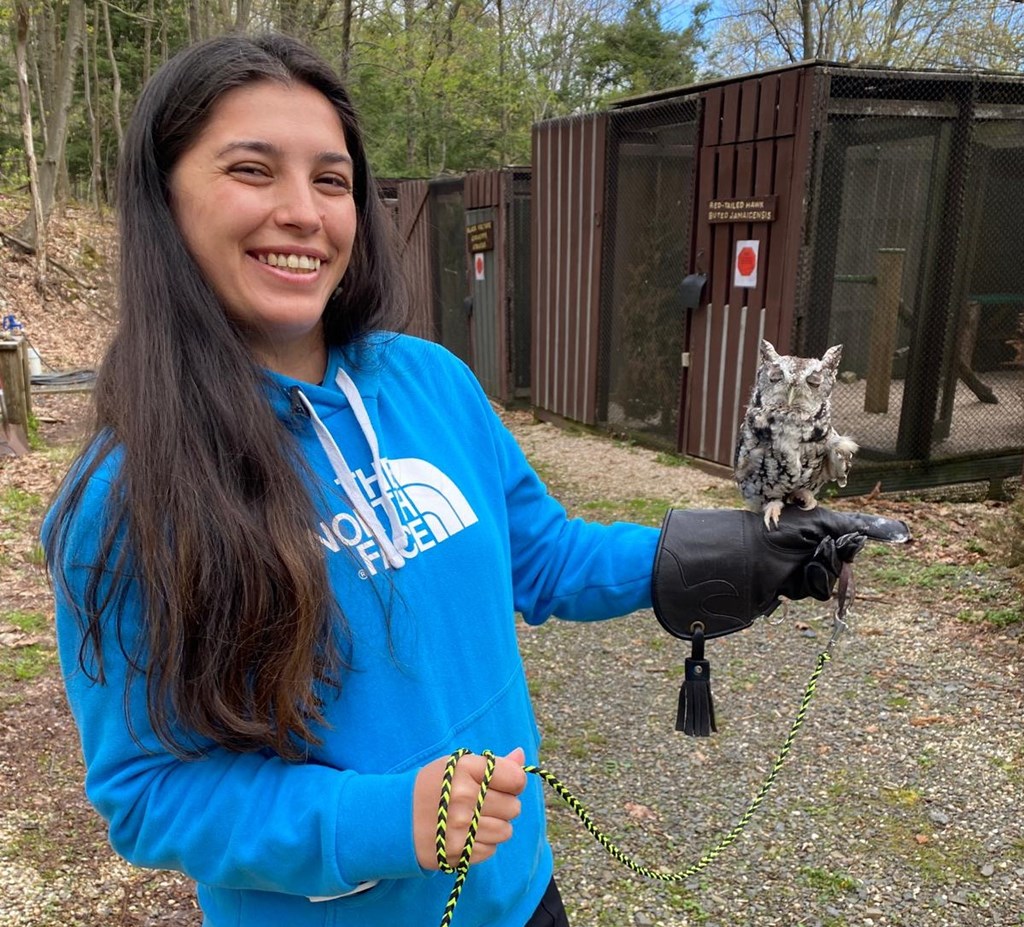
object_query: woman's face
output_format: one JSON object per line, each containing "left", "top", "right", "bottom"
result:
{"left": 169, "top": 79, "right": 356, "bottom": 380}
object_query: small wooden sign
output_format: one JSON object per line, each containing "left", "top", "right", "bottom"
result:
{"left": 467, "top": 220, "right": 495, "bottom": 253}
{"left": 707, "top": 196, "right": 777, "bottom": 224}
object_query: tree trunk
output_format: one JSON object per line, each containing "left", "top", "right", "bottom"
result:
{"left": 340, "top": 0, "right": 353, "bottom": 77}
{"left": 403, "top": 0, "right": 418, "bottom": 172}
{"left": 186, "top": 0, "right": 202, "bottom": 43}
{"left": 15, "top": 0, "right": 86, "bottom": 249}
{"left": 31, "top": 45, "right": 49, "bottom": 151}
{"left": 144, "top": 0, "right": 154, "bottom": 83}
{"left": 101, "top": 0, "right": 124, "bottom": 149}
{"left": 235, "top": 0, "right": 252, "bottom": 31}
{"left": 14, "top": 0, "right": 48, "bottom": 289}
{"left": 82, "top": 1, "right": 104, "bottom": 212}
{"left": 497, "top": 0, "right": 506, "bottom": 166}
{"left": 800, "top": 0, "right": 814, "bottom": 59}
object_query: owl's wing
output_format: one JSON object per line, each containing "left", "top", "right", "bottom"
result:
{"left": 823, "top": 432, "right": 859, "bottom": 487}
{"left": 733, "top": 434, "right": 762, "bottom": 482}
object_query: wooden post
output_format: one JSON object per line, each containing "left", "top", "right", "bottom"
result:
{"left": 0, "top": 338, "right": 30, "bottom": 427}
{"left": 864, "top": 248, "right": 905, "bottom": 414}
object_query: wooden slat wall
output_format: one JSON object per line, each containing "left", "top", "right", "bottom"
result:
{"left": 396, "top": 180, "right": 438, "bottom": 340}
{"left": 531, "top": 115, "right": 607, "bottom": 424}
{"left": 682, "top": 67, "right": 816, "bottom": 466}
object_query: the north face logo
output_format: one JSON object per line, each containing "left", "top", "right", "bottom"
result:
{"left": 316, "top": 457, "right": 479, "bottom": 577}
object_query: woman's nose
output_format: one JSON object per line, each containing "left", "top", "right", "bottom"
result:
{"left": 273, "top": 178, "right": 323, "bottom": 234}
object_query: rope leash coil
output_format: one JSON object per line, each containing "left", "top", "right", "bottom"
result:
{"left": 435, "top": 564, "right": 856, "bottom": 926}
{"left": 435, "top": 650, "right": 831, "bottom": 926}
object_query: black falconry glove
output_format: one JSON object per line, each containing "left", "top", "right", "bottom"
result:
{"left": 650, "top": 506, "right": 910, "bottom": 735}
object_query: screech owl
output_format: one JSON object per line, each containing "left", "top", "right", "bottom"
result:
{"left": 734, "top": 340, "right": 858, "bottom": 529}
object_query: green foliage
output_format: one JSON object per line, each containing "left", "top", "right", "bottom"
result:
{"left": 580, "top": 0, "right": 707, "bottom": 104}
{"left": 1, "top": 0, "right": 712, "bottom": 191}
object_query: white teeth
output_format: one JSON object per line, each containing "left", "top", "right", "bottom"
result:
{"left": 257, "top": 252, "right": 321, "bottom": 272}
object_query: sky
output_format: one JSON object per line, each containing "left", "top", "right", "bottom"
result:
{"left": 660, "top": 0, "right": 729, "bottom": 33}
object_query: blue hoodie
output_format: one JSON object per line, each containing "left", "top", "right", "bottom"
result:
{"left": 50, "top": 335, "right": 660, "bottom": 927}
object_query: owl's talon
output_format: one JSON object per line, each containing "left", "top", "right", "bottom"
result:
{"left": 763, "top": 500, "right": 783, "bottom": 529}
{"left": 789, "top": 489, "right": 818, "bottom": 511}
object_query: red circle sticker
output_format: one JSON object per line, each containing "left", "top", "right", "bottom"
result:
{"left": 736, "top": 246, "right": 757, "bottom": 277}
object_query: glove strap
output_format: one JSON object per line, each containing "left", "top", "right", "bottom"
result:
{"left": 676, "top": 626, "right": 717, "bottom": 737}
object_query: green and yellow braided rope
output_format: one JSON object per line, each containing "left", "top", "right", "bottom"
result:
{"left": 435, "top": 649, "right": 832, "bottom": 927}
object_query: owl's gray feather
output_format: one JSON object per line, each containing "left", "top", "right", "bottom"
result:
{"left": 734, "top": 340, "right": 858, "bottom": 528}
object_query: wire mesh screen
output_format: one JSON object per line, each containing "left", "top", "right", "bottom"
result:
{"left": 803, "top": 70, "right": 1024, "bottom": 479}
{"left": 430, "top": 180, "right": 471, "bottom": 365}
{"left": 507, "top": 169, "right": 533, "bottom": 398}
{"left": 597, "top": 101, "right": 699, "bottom": 449}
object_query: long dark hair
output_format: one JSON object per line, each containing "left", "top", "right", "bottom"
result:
{"left": 45, "top": 33, "right": 407, "bottom": 760}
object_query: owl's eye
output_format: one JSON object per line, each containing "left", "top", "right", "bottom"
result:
{"left": 768, "top": 365, "right": 783, "bottom": 382}
{"left": 805, "top": 372, "right": 822, "bottom": 387}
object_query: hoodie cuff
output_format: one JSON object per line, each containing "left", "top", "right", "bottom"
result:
{"left": 334, "top": 767, "right": 424, "bottom": 886}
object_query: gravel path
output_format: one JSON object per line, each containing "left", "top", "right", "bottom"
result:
{"left": 1, "top": 402, "right": 1021, "bottom": 927}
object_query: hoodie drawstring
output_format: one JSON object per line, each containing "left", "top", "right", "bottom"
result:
{"left": 292, "top": 370, "right": 406, "bottom": 570}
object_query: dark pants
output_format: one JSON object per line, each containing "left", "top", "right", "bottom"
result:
{"left": 524, "top": 878, "right": 570, "bottom": 927}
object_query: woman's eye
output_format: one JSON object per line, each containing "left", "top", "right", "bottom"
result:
{"left": 317, "top": 174, "right": 352, "bottom": 193}
{"left": 229, "top": 163, "right": 269, "bottom": 178}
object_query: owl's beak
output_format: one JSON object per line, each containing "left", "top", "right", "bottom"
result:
{"left": 787, "top": 385, "right": 796, "bottom": 406}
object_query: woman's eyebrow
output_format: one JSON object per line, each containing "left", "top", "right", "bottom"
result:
{"left": 215, "top": 139, "right": 353, "bottom": 166}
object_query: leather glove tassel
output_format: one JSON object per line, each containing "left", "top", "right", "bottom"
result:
{"left": 677, "top": 626, "right": 716, "bottom": 736}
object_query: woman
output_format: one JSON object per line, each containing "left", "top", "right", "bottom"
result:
{"left": 45, "top": 33, "right": 906, "bottom": 927}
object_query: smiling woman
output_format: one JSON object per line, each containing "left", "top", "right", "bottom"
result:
{"left": 168, "top": 80, "right": 357, "bottom": 381}
{"left": 40, "top": 29, "right": 907, "bottom": 927}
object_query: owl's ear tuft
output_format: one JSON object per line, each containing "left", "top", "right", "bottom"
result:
{"left": 760, "top": 340, "right": 781, "bottom": 364}
{"left": 821, "top": 344, "right": 843, "bottom": 371}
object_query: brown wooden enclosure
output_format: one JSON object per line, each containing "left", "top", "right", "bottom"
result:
{"left": 531, "top": 62, "right": 1024, "bottom": 492}
{"left": 394, "top": 169, "right": 531, "bottom": 404}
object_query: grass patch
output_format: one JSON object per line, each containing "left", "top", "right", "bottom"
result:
{"left": 880, "top": 786, "right": 923, "bottom": 808}
{"left": 0, "top": 644, "right": 55, "bottom": 682}
{"left": 0, "top": 609, "right": 54, "bottom": 683}
{"left": 578, "top": 497, "right": 673, "bottom": 527}
{"left": 863, "top": 555, "right": 963, "bottom": 589}
{"left": 957, "top": 604, "right": 1024, "bottom": 629}
{"left": 3, "top": 610, "right": 48, "bottom": 634}
{"left": 701, "top": 484, "right": 743, "bottom": 507}
{"left": 654, "top": 451, "right": 689, "bottom": 467}
{"left": 565, "top": 729, "right": 608, "bottom": 759}
{"left": 664, "top": 885, "right": 711, "bottom": 921}
{"left": 0, "top": 486, "right": 45, "bottom": 530}
{"left": 798, "top": 865, "right": 859, "bottom": 898}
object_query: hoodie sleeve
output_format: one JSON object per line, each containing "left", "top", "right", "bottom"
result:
{"left": 466, "top": 374, "right": 660, "bottom": 625}
{"left": 48, "top": 467, "right": 424, "bottom": 898}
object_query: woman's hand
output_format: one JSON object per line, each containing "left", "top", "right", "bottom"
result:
{"left": 413, "top": 748, "right": 527, "bottom": 869}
